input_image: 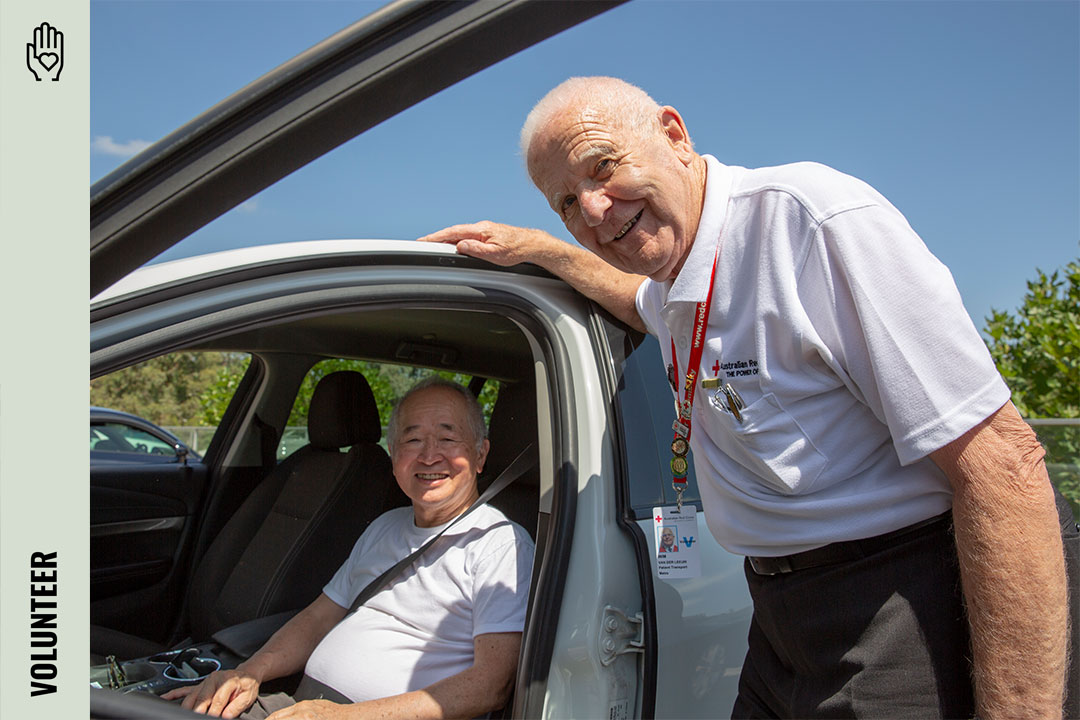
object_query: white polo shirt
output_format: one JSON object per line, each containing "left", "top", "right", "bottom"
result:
{"left": 636, "top": 155, "right": 1010, "bottom": 557}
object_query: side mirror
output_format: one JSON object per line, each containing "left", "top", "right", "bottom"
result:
{"left": 174, "top": 444, "right": 189, "bottom": 466}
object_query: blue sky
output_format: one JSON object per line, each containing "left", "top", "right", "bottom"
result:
{"left": 91, "top": 0, "right": 1079, "bottom": 330}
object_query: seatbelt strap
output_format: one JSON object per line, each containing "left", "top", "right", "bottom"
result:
{"left": 251, "top": 414, "right": 279, "bottom": 470}
{"left": 346, "top": 442, "right": 535, "bottom": 615}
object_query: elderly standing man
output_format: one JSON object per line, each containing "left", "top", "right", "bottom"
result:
{"left": 421, "top": 76, "right": 1074, "bottom": 719}
{"left": 163, "top": 378, "right": 534, "bottom": 719}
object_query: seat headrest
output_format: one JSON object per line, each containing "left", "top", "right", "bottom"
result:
{"left": 481, "top": 377, "right": 538, "bottom": 489}
{"left": 307, "top": 371, "right": 381, "bottom": 449}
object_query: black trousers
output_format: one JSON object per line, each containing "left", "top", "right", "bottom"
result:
{"left": 732, "top": 514, "right": 974, "bottom": 719}
{"left": 732, "top": 495, "right": 1080, "bottom": 720}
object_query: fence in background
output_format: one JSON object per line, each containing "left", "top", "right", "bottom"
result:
{"left": 165, "top": 425, "right": 388, "bottom": 457}
{"left": 165, "top": 419, "right": 1079, "bottom": 517}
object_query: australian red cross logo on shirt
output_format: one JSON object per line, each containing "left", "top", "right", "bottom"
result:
{"left": 718, "top": 358, "right": 759, "bottom": 378}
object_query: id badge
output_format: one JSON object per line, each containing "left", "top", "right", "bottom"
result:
{"left": 652, "top": 505, "right": 701, "bottom": 579}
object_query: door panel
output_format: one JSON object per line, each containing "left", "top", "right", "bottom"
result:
{"left": 533, "top": 313, "right": 653, "bottom": 719}
{"left": 90, "top": 461, "right": 208, "bottom": 642}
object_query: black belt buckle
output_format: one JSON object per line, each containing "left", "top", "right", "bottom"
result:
{"left": 748, "top": 555, "right": 792, "bottom": 575}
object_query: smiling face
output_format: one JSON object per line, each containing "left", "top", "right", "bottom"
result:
{"left": 527, "top": 100, "right": 706, "bottom": 281}
{"left": 390, "top": 386, "right": 489, "bottom": 527}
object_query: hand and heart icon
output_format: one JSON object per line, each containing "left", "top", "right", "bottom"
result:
{"left": 26, "top": 22, "right": 64, "bottom": 81}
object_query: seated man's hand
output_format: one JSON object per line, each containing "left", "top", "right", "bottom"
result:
{"left": 419, "top": 221, "right": 561, "bottom": 267}
{"left": 161, "top": 668, "right": 261, "bottom": 718}
{"left": 266, "top": 699, "right": 350, "bottom": 719}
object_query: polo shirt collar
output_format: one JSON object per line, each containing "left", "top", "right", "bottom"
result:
{"left": 665, "top": 155, "right": 732, "bottom": 304}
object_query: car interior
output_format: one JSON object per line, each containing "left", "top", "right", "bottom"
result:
{"left": 90, "top": 304, "right": 546, "bottom": 703}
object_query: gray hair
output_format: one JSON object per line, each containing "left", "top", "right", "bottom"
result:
{"left": 519, "top": 76, "right": 667, "bottom": 163}
{"left": 386, "top": 377, "right": 487, "bottom": 453}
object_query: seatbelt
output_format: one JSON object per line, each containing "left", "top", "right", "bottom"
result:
{"left": 294, "top": 443, "right": 536, "bottom": 701}
{"left": 251, "top": 414, "right": 279, "bottom": 470}
{"left": 467, "top": 375, "right": 488, "bottom": 400}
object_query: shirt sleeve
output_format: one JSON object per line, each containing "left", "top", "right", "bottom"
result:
{"left": 799, "top": 202, "right": 1010, "bottom": 464}
{"left": 470, "top": 529, "right": 535, "bottom": 637}
{"left": 635, "top": 278, "right": 662, "bottom": 337}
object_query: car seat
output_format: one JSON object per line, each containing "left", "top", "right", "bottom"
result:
{"left": 480, "top": 377, "right": 540, "bottom": 539}
{"left": 91, "top": 370, "right": 406, "bottom": 661}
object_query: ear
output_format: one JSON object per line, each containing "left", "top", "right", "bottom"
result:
{"left": 476, "top": 437, "right": 491, "bottom": 473}
{"left": 658, "top": 106, "right": 695, "bottom": 166}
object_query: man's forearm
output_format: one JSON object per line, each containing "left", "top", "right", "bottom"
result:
{"left": 952, "top": 473, "right": 1066, "bottom": 718}
{"left": 238, "top": 633, "right": 310, "bottom": 685}
{"left": 533, "top": 238, "right": 647, "bottom": 332}
{"left": 418, "top": 222, "right": 647, "bottom": 331}
{"left": 934, "top": 404, "right": 1068, "bottom": 719}
{"left": 242, "top": 594, "right": 346, "bottom": 683}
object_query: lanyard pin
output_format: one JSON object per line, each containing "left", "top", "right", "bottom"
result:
{"left": 723, "top": 384, "right": 745, "bottom": 423}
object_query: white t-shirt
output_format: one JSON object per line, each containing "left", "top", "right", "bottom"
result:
{"left": 304, "top": 504, "right": 534, "bottom": 701}
{"left": 636, "top": 155, "right": 1010, "bottom": 556}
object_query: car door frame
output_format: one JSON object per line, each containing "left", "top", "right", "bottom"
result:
{"left": 90, "top": 0, "right": 627, "bottom": 296}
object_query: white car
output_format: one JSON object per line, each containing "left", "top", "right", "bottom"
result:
{"left": 89, "top": 2, "right": 751, "bottom": 718}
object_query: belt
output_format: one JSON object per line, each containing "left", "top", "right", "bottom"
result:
{"left": 293, "top": 674, "right": 352, "bottom": 703}
{"left": 746, "top": 512, "right": 951, "bottom": 576}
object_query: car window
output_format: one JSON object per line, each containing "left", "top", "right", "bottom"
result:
{"left": 612, "top": 331, "right": 752, "bottom": 717}
{"left": 90, "top": 422, "right": 173, "bottom": 455}
{"left": 278, "top": 358, "right": 500, "bottom": 461}
{"left": 619, "top": 335, "right": 703, "bottom": 517}
{"left": 90, "top": 351, "right": 251, "bottom": 457}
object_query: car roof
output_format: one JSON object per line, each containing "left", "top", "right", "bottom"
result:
{"left": 93, "top": 239, "right": 456, "bottom": 303}
{"left": 90, "top": 406, "right": 145, "bottom": 421}
{"left": 90, "top": 237, "right": 557, "bottom": 382}
{"left": 91, "top": 406, "right": 171, "bottom": 429}
{"left": 90, "top": 407, "right": 186, "bottom": 442}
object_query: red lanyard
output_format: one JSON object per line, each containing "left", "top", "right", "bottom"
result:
{"left": 668, "top": 242, "right": 721, "bottom": 500}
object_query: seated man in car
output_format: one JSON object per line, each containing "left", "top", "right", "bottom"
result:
{"left": 164, "top": 377, "right": 535, "bottom": 719}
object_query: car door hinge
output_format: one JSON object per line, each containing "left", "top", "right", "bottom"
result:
{"left": 599, "top": 605, "right": 644, "bottom": 666}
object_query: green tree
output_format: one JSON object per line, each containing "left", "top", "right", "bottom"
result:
{"left": 283, "top": 359, "right": 500, "bottom": 429}
{"left": 91, "top": 352, "right": 245, "bottom": 426}
{"left": 193, "top": 354, "right": 502, "bottom": 431}
{"left": 984, "top": 258, "right": 1079, "bottom": 514}
{"left": 94, "top": 352, "right": 500, "bottom": 457}
{"left": 199, "top": 353, "right": 253, "bottom": 425}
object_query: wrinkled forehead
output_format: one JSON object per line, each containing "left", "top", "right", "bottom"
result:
{"left": 399, "top": 387, "right": 469, "bottom": 429}
{"left": 528, "top": 107, "right": 620, "bottom": 201}
{"left": 530, "top": 105, "right": 618, "bottom": 162}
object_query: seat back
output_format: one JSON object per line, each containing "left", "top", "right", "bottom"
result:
{"left": 186, "top": 371, "right": 406, "bottom": 638}
{"left": 480, "top": 377, "right": 539, "bottom": 538}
